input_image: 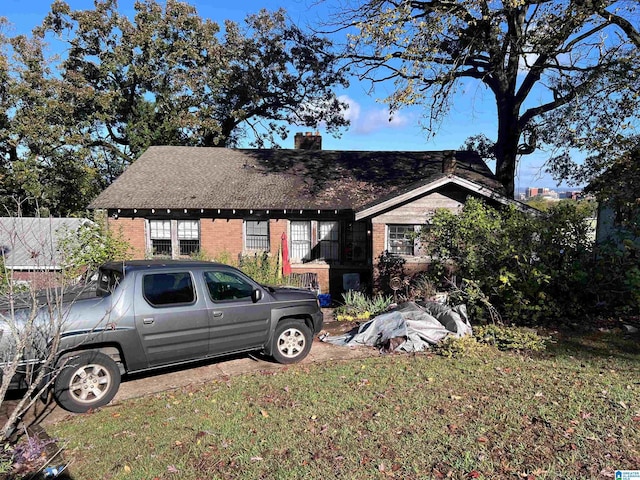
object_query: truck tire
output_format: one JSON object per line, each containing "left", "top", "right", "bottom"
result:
{"left": 53, "top": 351, "right": 121, "bottom": 413}
{"left": 271, "top": 320, "right": 313, "bottom": 364}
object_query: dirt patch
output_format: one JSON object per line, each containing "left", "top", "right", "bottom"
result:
{"left": 321, "top": 320, "right": 360, "bottom": 336}
{"left": 321, "top": 308, "right": 363, "bottom": 336}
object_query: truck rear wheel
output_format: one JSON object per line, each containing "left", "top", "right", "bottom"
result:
{"left": 271, "top": 320, "right": 312, "bottom": 364}
{"left": 53, "top": 351, "right": 121, "bottom": 413}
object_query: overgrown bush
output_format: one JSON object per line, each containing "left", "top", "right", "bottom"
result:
{"left": 211, "top": 251, "right": 310, "bottom": 289}
{"left": 335, "top": 291, "right": 392, "bottom": 322}
{"left": 474, "top": 325, "right": 546, "bottom": 351}
{"left": 422, "top": 198, "right": 596, "bottom": 325}
{"left": 435, "top": 326, "right": 546, "bottom": 358}
{"left": 591, "top": 237, "right": 640, "bottom": 315}
{"left": 57, "top": 211, "right": 132, "bottom": 279}
{"left": 237, "top": 251, "right": 281, "bottom": 286}
{"left": 433, "top": 335, "right": 493, "bottom": 358}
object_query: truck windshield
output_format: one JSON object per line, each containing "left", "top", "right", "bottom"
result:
{"left": 96, "top": 269, "right": 123, "bottom": 297}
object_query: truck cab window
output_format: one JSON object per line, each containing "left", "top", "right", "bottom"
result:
{"left": 143, "top": 272, "right": 195, "bottom": 306}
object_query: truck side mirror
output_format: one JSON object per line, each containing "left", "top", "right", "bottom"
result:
{"left": 251, "top": 289, "right": 263, "bottom": 303}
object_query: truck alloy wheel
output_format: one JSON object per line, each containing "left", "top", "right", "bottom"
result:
{"left": 53, "top": 351, "right": 121, "bottom": 413}
{"left": 272, "top": 320, "right": 312, "bottom": 364}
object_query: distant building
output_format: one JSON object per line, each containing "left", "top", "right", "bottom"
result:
{"left": 526, "top": 187, "right": 558, "bottom": 200}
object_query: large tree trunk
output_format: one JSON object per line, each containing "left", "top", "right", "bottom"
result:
{"left": 494, "top": 97, "right": 521, "bottom": 198}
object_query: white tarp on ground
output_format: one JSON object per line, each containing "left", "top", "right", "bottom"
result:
{"left": 320, "top": 301, "right": 472, "bottom": 353}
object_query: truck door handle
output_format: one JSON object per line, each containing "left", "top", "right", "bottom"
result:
{"left": 143, "top": 317, "right": 154, "bottom": 325}
{"left": 212, "top": 311, "right": 223, "bottom": 318}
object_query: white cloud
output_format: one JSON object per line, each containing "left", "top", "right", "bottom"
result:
{"left": 338, "top": 95, "right": 361, "bottom": 123}
{"left": 339, "top": 95, "right": 410, "bottom": 134}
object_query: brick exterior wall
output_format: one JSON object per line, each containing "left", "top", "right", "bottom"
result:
{"left": 108, "top": 217, "right": 146, "bottom": 258}
{"left": 104, "top": 215, "right": 348, "bottom": 295}
{"left": 290, "top": 263, "right": 330, "bottom": 294}
{"left": 11, "top": 270, "right": 64, "bottom": 289}
{"left": 371, "top": 223, "right": 386, "bottom": 262}
{"left": 200, "top": 218, "right": 243, "bottom": 259}
{"left": 370, "top": 222, "right": 432, "bottom": 292}
{"left": 268, "top": 219, "right": 287, "bottom": 256}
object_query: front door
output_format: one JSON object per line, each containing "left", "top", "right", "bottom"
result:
{"left": 134, "top": 271, "right": 210, "bottom": 367}
{"left": 203, "top": 269, "right": 271, "bottom": 355}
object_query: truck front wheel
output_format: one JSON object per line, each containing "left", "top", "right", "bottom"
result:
{"left": 271, "top": 320, "right": 313, "bottom": 364}
{"left": 53, "top": 351, "right": 121, "bottom": 413}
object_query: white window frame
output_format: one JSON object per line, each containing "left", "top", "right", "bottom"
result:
{"left": 177, "top": 220, "right": 200, "bottom": 256}
{"left": 387, "top": 224, "right": 419, "bottom": 256}
{"left": 147, "top": 219, "right": 200, "bottom": 258}
{"left": 319, "top": 221, "right": 339, "bottom": 261}
{"left": 244, "top": 220, "right": 270, "bottom": 251}
{"left": 290, "top": 221, "right": 311, "bottom": 261}
{"left": 149, "top": 220, "right": 172, "bottom": 257}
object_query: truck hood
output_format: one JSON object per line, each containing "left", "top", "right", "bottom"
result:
{"left": 267, "top": 286, "right": 317, "bottom": 302}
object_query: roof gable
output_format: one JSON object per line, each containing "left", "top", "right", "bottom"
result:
{"left": 89, "top": 146, "right": 504, "bottom": 211}
{"left": 355, "top": 175, "right": 528, "bottom": 220}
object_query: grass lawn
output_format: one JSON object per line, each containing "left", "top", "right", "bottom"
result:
{"left": 50, "top": 330, "right": 639, "bottom": 480}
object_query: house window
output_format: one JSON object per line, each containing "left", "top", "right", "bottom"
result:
{"left": 178, "top": 220, "right": 200, "bottom": 255}
{"left": 345, "top": 221, "right": 367, "bottom": 262}
{"left": 290, "top": 221, "right": 311, "bottom": 261}
{"left": 150, "top": 220, "right": 172, "bottom": 256}
{"left": 388, "top": 225, "right": 417, "bottom": 256}
{"left": 148, "top": 219, "right": 200, "bottom": 258}
{"left": 245, "top": 220, "right": 270, "bottom": 250}
{"left": 319, "top": 221, "right": 339, "bottom": 261}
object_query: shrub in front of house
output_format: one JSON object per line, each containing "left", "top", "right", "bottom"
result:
{"left": 335, "top": 290, "right": 392, "bottom": 322}
{"left": 421, "top": 198, "right": 598, "bottom": 326}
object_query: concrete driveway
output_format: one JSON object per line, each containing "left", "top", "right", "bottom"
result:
{"left": 6, "top": 337, "right": 375, "bottom": 428}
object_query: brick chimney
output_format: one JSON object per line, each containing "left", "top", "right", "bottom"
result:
{"left": 294, "top": 132, "right": 322, "bottom": 150}
{"left": 442, "top": 150, "right": 457, "bottom": 174}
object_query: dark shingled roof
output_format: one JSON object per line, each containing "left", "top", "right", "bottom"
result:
{"left": 89, "top": 146, "right": 503, "bottom": 211}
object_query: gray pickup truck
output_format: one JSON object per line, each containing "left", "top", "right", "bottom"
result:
{"left": 1, "top": 260, "right": 323, "bottom": 413}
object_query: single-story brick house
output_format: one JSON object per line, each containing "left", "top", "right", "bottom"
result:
{"left": 89, "top": 134, "right": 522, "bottom": 297}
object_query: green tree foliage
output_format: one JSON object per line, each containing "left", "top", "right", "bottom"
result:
{"left": 57, "top": 213, "right": 132, "bottom": 278}
{"left": 42, "top": 0, "right": 348, "bottom": 152}
{"left": 422, "top": 198, "right": 596, "bottom": 324}
{"left": 0, "top": 19, "right": 101, "bottom": 216}
{"left": 587, "top": 143, "right": 640, "bottom": 234}
{"left": 544, "top": 3, "right": 640, "bottom": 186}
{"left": 0, "top": 1, "right": 348, "bottom": 216}
{"left": 0, "top": 256, "right": 9, "bottom": 295}
{"left": 585, "top": 143, "right": 640, "bottom": 311}
{"left": 337, "top": 0, "right": 640, "bottom": 196}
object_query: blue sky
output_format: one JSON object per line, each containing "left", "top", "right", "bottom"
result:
{"left": 1, "top": 0, "right": 578, "bottom": 191}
